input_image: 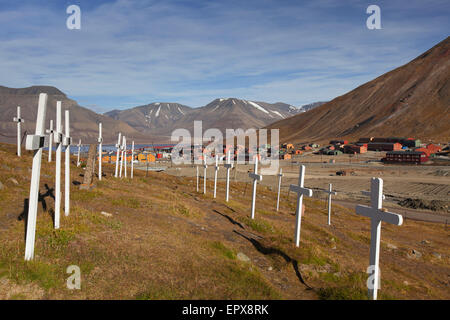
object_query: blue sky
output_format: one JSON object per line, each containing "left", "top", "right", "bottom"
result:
{"left": 0, "top": 0, "right": 448, "bottom": 112}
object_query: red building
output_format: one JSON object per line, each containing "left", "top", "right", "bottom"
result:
{"left": 384, "top": 151, "right": 429, "bottom": 164}
{"left": 426, "top": 144, "right": 442, "bottom": 154}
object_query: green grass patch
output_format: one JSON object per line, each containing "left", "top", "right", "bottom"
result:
{"left": 318, "top": 272, "right": 368, "bottom": 300}
{"left": 209, "top": 241, "right": 236, "bottom": 260}
{"left": 111, "top": 197, "right": 140, "bottom": 208}
{"left": 238, "top": 216, "right": 274, "bottom": 234}
{"left": 72, "top": 189, "right": 104, "bottom": 201}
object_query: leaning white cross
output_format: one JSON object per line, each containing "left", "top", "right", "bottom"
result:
{"left": 24, "top": 93, "right": 48, "bottom": 261}
{"left": 324, "top": 183, "right": 337, "bottom": 225}
{"left": 356, "top": 177, "right": 403, "bottom": 300}
{"left": 130, "top": 140, "right": 134, "bottom": 179}
{"left": 13, "top": 106, "right": 24, "bottom": 157}
{"left": 224, "top": 150, "right": 233, "bottom": 202}
{"left": 249, "top": 156, "right": 262, "bottom": 220}
{"left": 290, "top": 165, "right": 313, "bottom": 247}
{"left": 213, "top": 155, "right": 219, "bottom": 198}
{"left": 76, "top": 139, "right": 82, "bottom": 167}
{"left": 46, "top": 120, "right": 53, "bottom": 162}
{"left": 63, "top": 110, "right": 72, "bottom": 216}
{"left": 98, "top": 123, "right": 103, "bottom": 180}
{"left": 54, "top": 101, "right": 63, "bottom": 229}
{"left": 276, "top": 168, "right": 283, "bottom": 211}
{"left": 203, "top": 155, "right": 208, "bottom": 194}
{"left": 114, "top": 132, "right": 122, "bottom": 178}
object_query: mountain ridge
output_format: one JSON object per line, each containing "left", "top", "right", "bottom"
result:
{"left": 266, "top": 37, "right": 450, "bottom": 144}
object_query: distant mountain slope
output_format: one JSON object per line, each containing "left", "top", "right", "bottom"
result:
{"left": 0, "top": 86, "right": 149, "bottom": 144}
{"left": 298, "top": 101, "right": 327, "bottom": 113}
{"left": 105, "top": 102, "right": 193, "bottom": 134}
{"left": 169, "top": 98, "right": 304, "bottom": 136}
{"left": 267, "top": 37, "right": 450, "bottom": 143}
{"left": 105, "top": 98, "right": 304, "bottom": 136}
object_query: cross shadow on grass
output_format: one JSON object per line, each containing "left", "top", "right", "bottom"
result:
{"left": 17, "top": 184, "right": 56, "bottom": 240}
{"left": 213, "top": 209, "right": 244, "bottom": 229}
{"left": 233, "top": 230, "right": 314, "bottom": 291}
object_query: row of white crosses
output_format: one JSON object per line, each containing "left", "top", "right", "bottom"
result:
{"left": 196, "top": 150, "right": 234, "bottom": 202}
{"left": 194, "top": 154, "right": 401, "bottom": 301}
{"left": 287, "top": 165, "right": 402, "bottom": 300}
{"left": 24, "top": 95, "right": 72, "bottom": 260}
{"left": 113, "top": 132, "right": 134, "bottom": 179}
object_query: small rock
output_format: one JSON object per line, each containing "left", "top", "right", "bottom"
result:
{"left": 268, "top": 266, "right": 273, "bottom": 271}
{"left": 331, "top": 245, "right": 337, "bottom": 250}
{"left": 237, "top": 252, "right": 251, "bottom": 262}
{"left": 387, "top": 243, "right": 398, "bottom": 250}
{"left": 403, "top": 281, "right": 409, "bottom": 286}
{"left": 100, "top": 211, "right": 112, "bottom": 217}
{"left": 432, "top": 252, "right": 442, "bottom": 259}
{"left": 407, "top": 249, "right": 422, "bottom": 259}
{"left": 8, "top": 177, "right": 19, "bottom": 185}
{"left": 420, "top": 240, "right": 431, "bottom": 245}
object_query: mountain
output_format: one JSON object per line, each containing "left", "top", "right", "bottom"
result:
{"left": 0, "top": 86, "right": 150, "bottom": 144}
{"left": 172, "top": 98, "right": 302, "bottom": 134}
{"left": 298, "top": 101, "right": 327, "bottom": 113}
{"left": 104, "top": 102, "right": 193, "bottom": 135}
{"left": 267, "top": 37, "right": 450, "bottom": 144}
{"left": 105, "top": 98, "right": 303, "bottom": 137}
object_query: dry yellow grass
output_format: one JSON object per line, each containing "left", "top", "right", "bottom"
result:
{"left": 0, "top": 142, "right": 448, "bottom": 300}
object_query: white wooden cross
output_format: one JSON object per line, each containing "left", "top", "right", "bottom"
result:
{"left": 276, "top": 168, "right": 283, "bottom": 211}
{"left": 324, "top": 183, "right": 337, "bottom": 225}
{"left": 13, "top": 106, "right": 24, "bottom": 157}
{"left": 46, "top": 120, "right": 53, "bottom": 162}
{"left": 76, "top": 139, "right": 82, "bottom": 167}
{"left": 119, "top": 136, "right": 126, "bottom": 178}
{"left": 124, "top": 136, "right": 127, "bottom": 178}
{"left": 290, "top": 165, "right": 313, "bottom": 247}
{"left": 130, "top": 140, "right": 134, "bottom": 179}
{"left": 114, "top": 132, "right": 121, "bottom": 178}
{"left": 196, "top": 166, "right": 199, "bottom": 192}
{"left": 224, "top": 150, "right": 233, "bottom": 202}
{"left": 203, "top": 155, "right": 208, "bottom": 194}
{"left": 63, "top": 110, "right": 72, "bottom": 216}
{"left": 362, "top": 190, "right": 385, "bottom": 200}
{"left": 249, "top": 156, "right": 262, "bottom": 219}
{"left": 98, "top": 123, "right": 103, "bottom": 180}
{"left": 356, "top": 177, "right": 403, "bottom": 300}
{"left": 213, "top": 155, "right": 219, "bottom": 198}
{"left": 54, "top": 101, "right": 63, "bottom": 229}
{"left": 24, "top": 93, "right": 48, "bottom": 261}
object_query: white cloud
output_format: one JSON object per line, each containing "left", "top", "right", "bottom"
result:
{"left": 0, "top": 0, "right": 448, "bottom": 109}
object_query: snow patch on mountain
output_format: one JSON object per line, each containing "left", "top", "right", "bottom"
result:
{"left": 270, "top": 110, "right": 285, "bottom": 118}
{"left": 247, "top": 101, "right": 269, "bottom": 114}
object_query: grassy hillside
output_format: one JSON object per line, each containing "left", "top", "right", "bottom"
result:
{"left": 0, "top": 143, "right": 448, "bottom": 300}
